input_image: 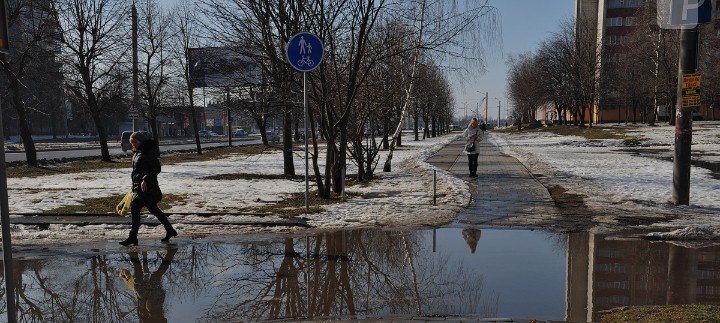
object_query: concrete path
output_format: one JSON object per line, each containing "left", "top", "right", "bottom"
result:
{"left": 426, "top": 134, "right": 560, "bottom": 227}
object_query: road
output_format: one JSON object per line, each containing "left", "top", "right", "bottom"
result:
{"left": 5, "top": 137, "right": 263, "bottom": 162}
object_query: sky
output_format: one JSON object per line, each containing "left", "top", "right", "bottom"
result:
{"left": 158, "top": 0, "right": 576, "bottom": 122}
{"left": 455, "top": 0, "right": 575, "bottom": 123}
{"left": 453, "top": 0, "right": 575, "bottom": 124}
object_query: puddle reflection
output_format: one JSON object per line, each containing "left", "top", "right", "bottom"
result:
{"left": 0, "top": 229, "right": 717, "bottom": 321}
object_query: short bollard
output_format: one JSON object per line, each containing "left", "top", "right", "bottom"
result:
{"left": 433, "top": 170, "right": 437, "bottom": 206}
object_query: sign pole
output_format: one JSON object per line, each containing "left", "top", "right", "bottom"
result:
{"left": 286, "top": 32, "right": 322, "bottom": 213}
{"left": 672, "top": 26, "right": 698, "bottom": 205}
{"left": 304, "top": 72, "right": 309, "bottom": 212}
{"left": 0, "top": 0, "right": 16, "bottom": 318}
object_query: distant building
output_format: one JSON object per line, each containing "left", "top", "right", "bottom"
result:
{"left": 574, "top": 0, "right": 719, "bottom": 123}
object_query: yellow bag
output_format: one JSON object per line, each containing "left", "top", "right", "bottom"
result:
{"left": 115, "top": 191, "right": 134, "bottom": 216}
{"left": 119, "top": 268, "right": 136, "bottom": 291}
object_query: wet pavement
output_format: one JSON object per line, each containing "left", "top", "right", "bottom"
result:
{"left": 426, "top": 135, "right": 559, "bottom": 226}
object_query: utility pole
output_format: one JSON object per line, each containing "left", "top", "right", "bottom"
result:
{"left": 0, "top": 1, "right": 16, "bottom": 321}
{"left": 132, "top": 1, "right": 139, "bottom": 131}
{"left": 484, "top": 92, "right": 489, "bottom": 122}
{"left": 672, "top": 27, "right": 699, "bottom": 205}
{"left": 498, "top": 100, "right": 501, "bottom": 128}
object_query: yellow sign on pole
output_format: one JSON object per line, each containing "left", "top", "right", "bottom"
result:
{"left": 682, "top": 73, "right": 701, "bottom": 89}
{"left": 681, "top": 73, "right": 702, "bottom": 108}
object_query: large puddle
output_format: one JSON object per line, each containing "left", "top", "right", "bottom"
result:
{"left": 0, "top": 228, "right": 718, "bottom": 322}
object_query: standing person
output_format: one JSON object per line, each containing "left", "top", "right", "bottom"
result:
{"left": 120, "top": 131, "right": 177, "bottom": 246}
{"left": 481, "top": 122, "right": 487, "bottom": 135}
{"left": 463, "top": 117, "right": 481, "bottom": 178}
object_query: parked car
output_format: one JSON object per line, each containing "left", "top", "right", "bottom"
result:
{"left": 198, "top": 130, "right": 208, "bottom": 137}
{"left": 233, "top": 129, "right": 248, "bottom": 137}
{"left": 120, "top": 131, "right": 132, "bottom": 152}
{"left": 208, "top": 131, "right": 220, "bottom": 137}
{"left": 265, "top": 131, "right": 280, "bottom": 142}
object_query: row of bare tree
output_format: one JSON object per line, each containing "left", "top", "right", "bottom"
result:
{"left": 197, "top": 0, "right": 499, "bottom": 197}
{"left": 507, "top": 3, "right": 720, "bottom": 128}
{"left": 2, "top": 0, "right": 500, "bottom": 199}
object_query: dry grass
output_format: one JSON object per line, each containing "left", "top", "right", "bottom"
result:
{"left": 497, "top": 125, "right": 646, "bottom": 143}
{"left": 8, "top": 144, "right": 276, "bottom": 178}
{"left": 248, "top": 191, "right": 360, "bottom": 218}
{"left": 600, "top": 305, "right": 720, "bottom": 323}
{"left": 43, "top": 193, "right": 188, "bottom": 214}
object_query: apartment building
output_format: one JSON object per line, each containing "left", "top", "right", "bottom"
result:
{"left": 575, "top": 0, "right": 643, "bottom": 124}
{"left": 575, "top": 0, "right": 720, "bottom": 123}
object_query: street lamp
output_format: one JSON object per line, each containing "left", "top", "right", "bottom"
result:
{"left": 475, "top": 91, "right": 488, "bottom": 121}
{"left": 491, "top": 97, "right": 502, "bottom": 128}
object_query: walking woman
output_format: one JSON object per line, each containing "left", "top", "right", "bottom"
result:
{"left": 120, "top": 131, "right": 177, "bottom": 246}
{"left": 463, "top": 117, "right": 481, "bottom": 178}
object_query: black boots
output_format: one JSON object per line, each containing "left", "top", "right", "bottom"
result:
{"left": 119, "top": 236, "right": 138, "bottom": 246}
{"left": 161, "top": 228, "right": 178, "bottom": 242}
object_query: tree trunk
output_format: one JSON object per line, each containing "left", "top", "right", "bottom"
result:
{"left": 282, "top": 110, "right": 295, "bottom": 176}
{"left": 413, "top": 115, "right": 419, "bottom": 141}
{"left": 90, "top": 110, "right": 111, "bottom": 162}
{"left": 382, "top": 120, "right": 389, "bottom": 150}
{"left": 255, "top": 116, "right": 269, "bottom": 146}
{"left": 149, "top": 115, "right": 159, "bottom": 142}
{"left": 9, "top": 76, "right": 37, "bottom": 167}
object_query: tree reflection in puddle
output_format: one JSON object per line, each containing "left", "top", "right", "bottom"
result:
{"left": 0, "top": 229, "right": 501, "bottom": 321}
{"left": 2, "top": 229, "right": 716, "bottom": 321}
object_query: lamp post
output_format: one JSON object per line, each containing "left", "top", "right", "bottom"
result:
{"left": 490, "top": 97, "right": 501, "bottom": 128}
{"left": 475, "top": 91, "right": 488, "bottom": 121}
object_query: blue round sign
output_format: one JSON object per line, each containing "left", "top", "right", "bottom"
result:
{"left": 287, "top": 32, "right": 323, "bottom": 72}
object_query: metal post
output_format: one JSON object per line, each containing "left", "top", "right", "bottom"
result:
{"left": 341, "top": 165, "right": 346, "bottom": 202}
{"left": 485, "top": 92, "right": 488, "bottom": 122}
{"left": 227, "top": 89, "right": 232, "bottom": 146}
{"left": 433, "top": 170, "right": 436, "bottom": 205}
{"left": 0, "top": 90, "right": 16, "bottom": 323}
{"left": 498, "top": 100, "right": 501, "bottom": 128}
{"left": 304, "top": 72, "right": 309, "bottom": 212}
{"left": 432, "top": 228, "right": 436, "bottom": 253}
{"left": 305, "top": 235, "right": 310, "bottom": 315}
{"left": 672, "top": 27, "right": 698, "bottom": 205}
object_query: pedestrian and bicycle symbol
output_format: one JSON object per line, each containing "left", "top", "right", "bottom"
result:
{"left": 287, "top": 32, "right": 323, "bottom": 72}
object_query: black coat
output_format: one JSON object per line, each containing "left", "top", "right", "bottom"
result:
{"left": 131, "top": 139, "right": 162, "bottom": 201}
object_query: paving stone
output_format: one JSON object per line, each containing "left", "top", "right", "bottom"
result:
{"left": 427, "top": 135, "right": 559, "bottom": 226}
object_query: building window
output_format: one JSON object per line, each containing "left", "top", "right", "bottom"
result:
{"left": 597, "top": 263, "right": 628, "bottom": 273}
{"left": 606, "top": 35, "right": 626, "bottom": 45}
{"left": 625, "top": 17, "right": 636, "bottom": 26}
{"left": 698, "top": 285, "right": 720, "bottom": 295}
{"left": 605, "top": 17, "right": 624, "bottom": 27}
{"left": 596, "top": 281, "right": 629, "bottom": 289}
{"left": 609, "top": 0, "right": 641, "bottom": 9}
{"left": 625, "top": 0, "right": 641, "bottom": 8}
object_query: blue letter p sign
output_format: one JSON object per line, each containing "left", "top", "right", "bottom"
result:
{"left": 659, "top": 0, "right": 714, "bottom": 28}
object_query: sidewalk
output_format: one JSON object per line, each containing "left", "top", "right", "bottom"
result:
{"left": 427, "top": 134, "right": 566, "bottom": 229}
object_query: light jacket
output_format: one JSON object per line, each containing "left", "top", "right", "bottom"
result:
{"left": 462, "top": 125, "right": 481, "bottom": 155}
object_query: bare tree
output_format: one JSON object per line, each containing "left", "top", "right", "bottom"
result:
{"left": 382, "top": 0, "right": 500, "bottom": 172}
{"left": 170, "top": 0, "right": 202, "bottom": 154}
{"left": 136, "top": 0, "right": 172, "bottom": 141}
{"left": 0, "top": 0, "right": 59, "bottom": 167}
{"left": 53, "top": 0, "right": 128, "bottom": 162}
